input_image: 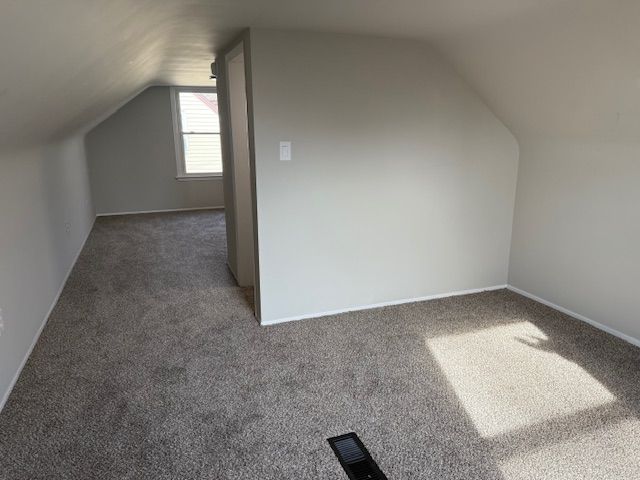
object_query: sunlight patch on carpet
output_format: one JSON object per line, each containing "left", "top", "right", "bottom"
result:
{"left": 426, "top": 321, "right": 615, "bottom": 437}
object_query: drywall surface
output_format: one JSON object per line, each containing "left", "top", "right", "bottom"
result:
{"left": 509, "top": 139, "right": 640, "bottom": 342}
{"left": 86, "top": 87, "right": 224, "bottom": 215}
{"left": 218, "top": 48, "right": 239, "bottom": 280}
{"left": 0, "top": 136, "right": 95, "bottom": 410}
{"left": 249, "top": 29, "right": 519, "bottom": 322}
{"left": 0, "top": 0, "right": 585, "bottom": 148}
{"left": 228, "top": 53, "right": 255, "bottom": 286}
{"left": 435, "top": 1, "right": 640, "bottom": 141}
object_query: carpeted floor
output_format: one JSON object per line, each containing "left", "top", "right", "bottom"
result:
{"left": 1, "top": 210, "right": 639, "bottom": 479}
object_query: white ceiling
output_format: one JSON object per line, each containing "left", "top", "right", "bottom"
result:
{"left": 437, "top": 0, "right": 640, "bottom": 141}
{"left": 1, "top": 0, "right": 638, "bottom": 149}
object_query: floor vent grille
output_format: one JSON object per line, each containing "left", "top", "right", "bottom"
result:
{"left": 327, "top": 433, "right": 388, "bottom": 480}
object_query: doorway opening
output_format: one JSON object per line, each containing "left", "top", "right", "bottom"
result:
{"left": 219, "top": 38, "right": 260, "bottom": 320}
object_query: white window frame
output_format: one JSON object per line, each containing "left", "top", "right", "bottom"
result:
{"left": 170, "top": 86, "right": 222, "bottom": 180}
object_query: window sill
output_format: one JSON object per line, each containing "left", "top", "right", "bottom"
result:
{"left": 176, "top": 175, "right": 223, "bottom": 182}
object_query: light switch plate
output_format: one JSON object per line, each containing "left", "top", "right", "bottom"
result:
{"left": 279, "top": 141, "right": 292, "bottom": 161}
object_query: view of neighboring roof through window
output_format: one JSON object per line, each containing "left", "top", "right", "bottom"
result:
{"left": 173, "top": 89, "right": 222, "bottom": 178}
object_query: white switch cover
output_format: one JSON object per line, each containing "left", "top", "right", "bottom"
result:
{"left": 279, "top": 141, "right": 292, "bottom": 161}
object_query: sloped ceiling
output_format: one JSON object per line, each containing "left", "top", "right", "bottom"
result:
{"left": 1, "top": 0, "right": 637, "bottom": 149}
{"left": 436, "top": 0, "right": 640, "bottom": 142}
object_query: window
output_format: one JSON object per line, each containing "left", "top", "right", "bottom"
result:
{"left": 171, "top": 88, "right": 222, "bottom": 178}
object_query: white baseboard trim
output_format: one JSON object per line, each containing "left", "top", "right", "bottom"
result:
{"left": 0, "top": 217, "right": 97, "bottom": 413}
{"left": 507, "top": 285, "right": 640, "bottom": 349}
{"left": 96, "top": 206, "right": 224, "bottom": 217}
{"left": 261, "top": 285, "right": 508, "bottom": 326}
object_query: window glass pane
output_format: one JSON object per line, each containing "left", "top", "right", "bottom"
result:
{"left": 178, "top": 92, "right": 219, "bottom": 133}
{"left": 183, "top": 134, "right": 222, "bottom": 174}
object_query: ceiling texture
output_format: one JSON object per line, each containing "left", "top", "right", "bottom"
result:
{"left": 1, "top": 0, "right": 638, "bottom": 149}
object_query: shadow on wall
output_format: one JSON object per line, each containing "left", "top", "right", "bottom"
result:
{"left": 42, "top": 137, "right": 94, "bottom": 285}
{"left": 0, "top": 136, "right": 95, "bottom": 409}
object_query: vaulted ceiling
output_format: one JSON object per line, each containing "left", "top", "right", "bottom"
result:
{"left": 1, "top": 0, "right": 638, "bottom": 149}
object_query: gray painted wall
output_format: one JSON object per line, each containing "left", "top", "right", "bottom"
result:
{"left": 249, "top": 29, "right": 519, "bottom": 322}
{"left": 0, "top": 136, "right": 95, "bottom": 409}
{"left": 509, "top": 139, "right": 640, "bottom": 343}
{"left": 86, "top": 87, "right": 224, "bottom": 215}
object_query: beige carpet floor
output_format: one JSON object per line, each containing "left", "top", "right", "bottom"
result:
{"left": 1, "top": 210, "right": 639, "bottom": 479}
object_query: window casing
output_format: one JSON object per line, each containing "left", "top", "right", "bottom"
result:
{"left": 171, "top": 87, "right": 223, "bottom": 179}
